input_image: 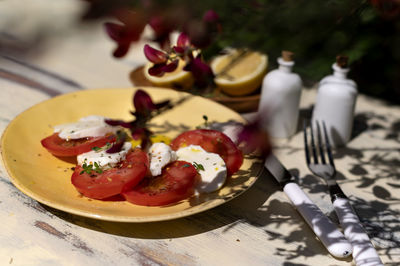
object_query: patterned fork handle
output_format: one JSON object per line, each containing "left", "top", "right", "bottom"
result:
{"left": 333, "top": 198, "right": 383, "bottom": 266}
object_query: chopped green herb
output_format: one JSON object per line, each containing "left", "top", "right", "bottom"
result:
{"left": 80, "top": 161, "right": 103, "bottom": 175}
{"left": 193, "top": 162, "right": 205, "bottom": 171}
{"left": 91, "top": 146, "right": 101, "bottom": 151}
{"left": 196, "top": 115, "right": 210, "bottom": 129}
{"left": 182, "top": 164, "right": 191, "bottom": 168}
{"left": 203, "top": 115, "right": 208, "bottom": 127}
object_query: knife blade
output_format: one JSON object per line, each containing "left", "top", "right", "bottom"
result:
{"left": 265, "top": 154, "right": 352, "bottom": 258}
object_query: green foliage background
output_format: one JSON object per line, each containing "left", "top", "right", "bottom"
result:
{"left": 186, "top": 0, "right": 399, "bottom": 102}
{"left": 89, "top": 0, "right": 399, "bottom": 102}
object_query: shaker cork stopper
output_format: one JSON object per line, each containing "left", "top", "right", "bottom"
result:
{"left": 282, "top": 51, "right": 294, "bottom": 62}
{"left": 336, "top": 55, "right": 348, "bottom": 68}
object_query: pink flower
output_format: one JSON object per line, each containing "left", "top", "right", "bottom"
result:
{"left": 105, "top": 89, "right": 170, "bottom": 149}
{"left": 144, "top": 44, "right": 179, "bottom": 76}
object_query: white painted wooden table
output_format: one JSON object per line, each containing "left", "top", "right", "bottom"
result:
{"left": 1, "top": 1, "right": 399, "bottom": 265}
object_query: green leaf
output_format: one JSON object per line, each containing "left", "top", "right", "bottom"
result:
{"left": 193, "top": 162, "right": 205, "bottom": 171}
{"left": 92, "top": 146, "right": 101, "bottom": 151}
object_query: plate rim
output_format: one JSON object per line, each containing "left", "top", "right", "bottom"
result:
{"left": 1, "top": 87, "right": 262, "bottom": 222}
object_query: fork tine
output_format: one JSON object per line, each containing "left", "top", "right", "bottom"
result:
{"left": 315, "top": 120, "right": 326, "bottom": 164}
{"left": 309, "top": 120, "right": 319, "bottom": 164}
{"left": 322, "top": 121, "right": 335, "bottom": 167}
{"left": 303, "top": 120, "right": 311, "bottom": 165}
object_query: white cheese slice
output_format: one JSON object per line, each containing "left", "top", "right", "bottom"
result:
{"left": 54, "top": 115, "right": 119, "bottom": 140}
{"left": 77, "top": 142, "right": 132, "bottom": 169}
{"left": 148, "top": 142, "right": 177, "bottom": 176}
{"left": 176, "top": 145, "right": 227, "bottom": 193}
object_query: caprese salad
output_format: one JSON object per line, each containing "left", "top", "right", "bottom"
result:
{"left": 41, "top": 115, "right": 243, "bottom": 206}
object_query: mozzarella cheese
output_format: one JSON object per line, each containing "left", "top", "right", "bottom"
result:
{"left": 77, "top": 142, "right": 132, "bottom": 169}
{"left": 148, "top": 142, "right": 177, "bottom": 176}
{"left": 176, "top": 145, "right": 227, "bottom": 193}
{"left": 54, "top": 115, "right": 119, "bottom": 140}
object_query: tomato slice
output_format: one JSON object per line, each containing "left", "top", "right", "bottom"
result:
{"left": 170, "top": 129, "right": 243, "bottom": 175}
{"left": 122, "top": 161, "right": 198, "bottom": 206}
{"left": 41, "top": 133, "right": 116, "bottom": 157}
{"left": 71, "top": 149, "right": 149, "bottom": 199}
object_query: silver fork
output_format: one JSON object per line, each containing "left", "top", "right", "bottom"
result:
{"left": 304, "top": 120, "right": 383, "bottom": 266}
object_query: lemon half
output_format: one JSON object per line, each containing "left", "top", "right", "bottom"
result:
{"left": 211, "top": 49, "right": 268, "bottom": 96}
{"left": 143, "top": 60, "right": 194, "bottom": 90}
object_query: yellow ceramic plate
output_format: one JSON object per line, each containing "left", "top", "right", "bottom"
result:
{"left": 1, "top": 88, "right": 262, "bottom": 222}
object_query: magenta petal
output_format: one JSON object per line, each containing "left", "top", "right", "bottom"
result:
{"left": 134, "top": 89, "right": 157, "bottom": 115}
{"left": 104, "top": 22, "right": 124, "bottom": 42}
{"left": 105, "top": 119, "right": 132, "bottom": 128}
{"left": 236, "top": 119, "right": 271, "bottom": 156}
{"left": 148, "top": 64, "right": 166, "bottom": 76}
{"left": 106, "top": 132, "right": 127, "bottom": 154}
{"left": 173, "top": 46, "right": 185, "bottom": 54}
{"left": 113, "top": 43, "right": 131, "bottom": 58}
{"left": 184, "top": 57, "right": 213, "bottom": 80}
{"left": 177, "top": 32, "right": 190, "bottom": 48}
{"left": 144, "top": 44, "right": 168, "bottom": 64}
{"left": 162, "top": 60, "right": 178, "bottom": 73}
{"left": 131, "top": 128, "right": 152, "bottom": 149}
{"left": 203, "top": 10, "right": 219, "bottom": 23}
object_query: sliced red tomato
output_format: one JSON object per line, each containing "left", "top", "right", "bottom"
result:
{"left": 170, "top": 129, "right": 243, "bottom": 175}
{"left": 71, "top": 149, "right": 149, "bottom": 199}
{"left": 122, "top": 161, "right": 198, "bottom": 206}
{"left": 41, "top": 133, "right": 116, "bottom": 157}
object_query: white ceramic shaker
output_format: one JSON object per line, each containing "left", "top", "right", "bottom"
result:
{"left": 312, "top": 56, "right": 357, "bottom": 147}
{"left": 258, "top": 51, "right": 302, "bottom": 138}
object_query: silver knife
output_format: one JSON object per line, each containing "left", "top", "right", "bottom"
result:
{"left": 265, "top": 154, "right": 352, "bottom": 258}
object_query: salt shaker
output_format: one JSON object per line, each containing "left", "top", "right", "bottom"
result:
{"left": 258, "top": 51, "right": 302, "bottom": 138}
{"left": 312, "top": 56, "right": 357, "bottom": 147}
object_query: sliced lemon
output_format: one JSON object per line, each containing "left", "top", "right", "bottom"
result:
{"left": 211, "top": 49, "right": 268, "bottom": 96}
{"left": 143, "top": 59, "right": 194, "bottom": 90}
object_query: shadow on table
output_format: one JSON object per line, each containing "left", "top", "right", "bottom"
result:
{"left": 36, "top": 107, "right": 400, "bottom": 263}
{"left": 37, "top": 167, "right": 354, "bottom": 262}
